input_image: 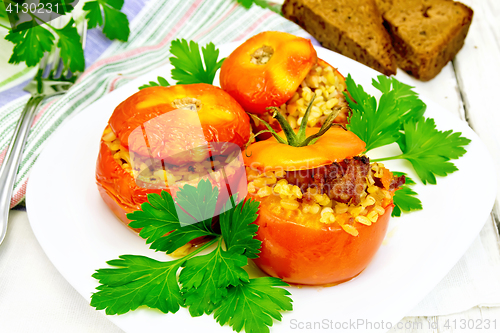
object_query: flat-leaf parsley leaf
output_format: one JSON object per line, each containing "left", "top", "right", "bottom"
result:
{"left": 391, "top": 172, "right": 422, "bottom": 217}
{"left": 376, "top": 117, "right": 471, "bottom": 184}
{"left": 5, "top": 20, "right": 55, "bottom": 67}
{"left": 127, "top": 181, "right": 219, "bottom": 254}
{"left": 372, "top": 76, "right": 426, "bottom": 126}
{"left": 179, "top": 241, "right": 249, "bottom": 316}
{"left": 346, "top": 74, "right": 426, "bottom": 152}
{"left": 214, "top": 277, "right": 293, "bottom": 333}
{"left": 83, "top": 0, "right": 130, "bottom": 41}
{"left": 346, "top": 75, "right": 470, "bottom": 187}
{"left": 91, "top": 254, "right": 186, "bottom": 315}
{"left": 170, "top": 39, "right": 225, "bottom": 85}
{"left": 220, "top": 199, "right": 261, "bottom": 259}
{"left": 54, "top": 18, "right": 85, "bottom": 72}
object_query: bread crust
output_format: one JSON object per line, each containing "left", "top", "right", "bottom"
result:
{"left": 376, "top": 0, "right": 473, "bottom": 81}
{"left": 282, "top": 0, "right": 397, "bottom": 76}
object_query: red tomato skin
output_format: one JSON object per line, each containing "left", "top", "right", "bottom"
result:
{"left": 220, "top": 31, "right": 317, "bottom": 115}
{"left": 109, "top": 84, "right": 250, "bottom": 163}
{"left": 252, "top": 204, "right": 393, "bottom": 285}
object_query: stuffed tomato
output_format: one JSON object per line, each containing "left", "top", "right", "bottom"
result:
{"left": 243, "top": 104, "right": 404, "bottom": 285}
{"left": 220, "top": 31, "right": 350, "bottom": 139}
{"left": 96, "top": 83, "right": 251, "bottom": 229}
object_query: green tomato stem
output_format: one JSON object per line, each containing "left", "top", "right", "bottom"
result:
{"left": 249, "top": 113, "right": 287, "bottom": 144}
{"left": 248, "top": 95, "right": 340, "bottom": 148}
{"left": 295, "top": 93, "right": 316, "bottom": 142}
{"left": 271, "top": 107, "right": 297, "bottom": 145}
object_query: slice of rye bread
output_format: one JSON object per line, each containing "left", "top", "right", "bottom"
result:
{"left": 375, "top": 0, "right": 473, "bottom": 81}
{"left": 282, "top": 0, "right": 397, "bottom": 76}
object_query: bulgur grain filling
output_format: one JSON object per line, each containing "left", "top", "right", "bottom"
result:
{"left": 250, "top": 45, "right": 274, "bottom": 65}
{"left": 251, "top": 60, "right": 350, "bottom": 132}
{"left": 246, "top": 158, "right": 404, "bottom": 237}
{"left": 101, "top": 125, "right": 243, "bottom": 189}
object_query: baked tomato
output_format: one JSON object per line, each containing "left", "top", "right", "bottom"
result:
{"left": 220, "top": 31, "right": 317, "bottom": 115}
{"left": 220, "top": 31, "right": 352, "bottom": 142}
{"left": 96, "top": 84, "right": 250, "bottom": 229}
{"left": 243, "top": 104, "right": 403, "bottom": 285}
{"left": 251, "top": 197, "right": 392, "bottom": 285}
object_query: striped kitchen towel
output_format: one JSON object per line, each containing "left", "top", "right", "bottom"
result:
{"left": 0, "top": 0, "right": 310, "bottom": 208}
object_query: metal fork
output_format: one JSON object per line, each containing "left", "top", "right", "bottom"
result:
{"left": 0, "top": 17, "right": 87, "bottom": 245}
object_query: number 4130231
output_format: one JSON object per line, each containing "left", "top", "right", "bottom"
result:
{"left": 444, "top": 319, "right": 497, "bottom": 330}
{"left": 6, "top": 2, "right": 60, "bottom": 14}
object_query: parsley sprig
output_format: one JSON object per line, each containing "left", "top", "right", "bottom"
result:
{"left": 170, "top": 39, "right": 225, "bottom": 85}
{"left": 54, "top": 18, "right": 85, "bottom": 72}
{"left": 346, "top": 75, "right": 470, "bottom": 183}
{"left": 379, "top": 117, "right": 471, "bottom": 184}
{"left": 346, "top": 74, "right": 470, "bottom": 212}
{"left": 127, "top": 181, "right": 219, "bottom": 253}
{"left": 91, "top": 180, "right": 292, "bottom": 332}
{"left": 2, "top": 0, "right": 130, "bottom": 72}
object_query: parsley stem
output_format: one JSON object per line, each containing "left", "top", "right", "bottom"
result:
{"left": 43, "top": 21, "right": 57, "bottom": 31}
{"left": 372, "top": 155, "right": 404, "bottom": 162}
{"left": 180, "top": 237, "right": 220, "bottom": 261}
{"left": 0, "top": 23, "right": 10, "bottom": 30}
{"left": 25, "top": 11, "right": 58, "bottom": 31}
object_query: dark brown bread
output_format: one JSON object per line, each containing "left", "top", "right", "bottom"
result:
{"left": 282, "top": 0, "right": 397, "bottom": 76}
{"left": 376, "top": 0, "right": 473, "bottom": 81}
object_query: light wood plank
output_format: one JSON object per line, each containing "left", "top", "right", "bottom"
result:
{"left": 452, "top": 0, "right": 500, "bottom": 230}
{"left": 389, "top": 306, "right": 500, "bottom": 332}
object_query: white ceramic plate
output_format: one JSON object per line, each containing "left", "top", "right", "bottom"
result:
{"left": 27, "top": 44, "right": 496, "bottom": 333}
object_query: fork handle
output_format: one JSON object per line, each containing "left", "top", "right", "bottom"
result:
{"left": 0, "top": 95, "right": 45, "bottom": 245}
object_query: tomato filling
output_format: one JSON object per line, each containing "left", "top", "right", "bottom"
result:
{"left": 101, "top": 125, "right": 243, "bottom": 189}
{"left": 246, "top": 156, "right": 405, "bottom": 236}
{"left": 251, "top": 59, "right": 349, "bottom": 136}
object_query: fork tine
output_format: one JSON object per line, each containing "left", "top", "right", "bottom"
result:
{"left": 80, "top": 19, "right": 88, "bottom": 50}
{"left": 38, "top": 52, "right": 49, "bottom": 77}
{"left": 53, "top": 53, "right": 64, "bottom": 80}
{"left": 52, "top": 17, "right": 65, "bottom": 80}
